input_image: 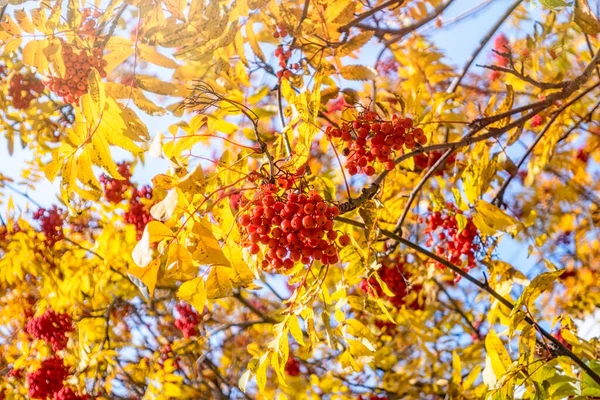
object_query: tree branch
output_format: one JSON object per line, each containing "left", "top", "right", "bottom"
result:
{"left": 335, "top": 216, "right": 600, "bottom": 386}
{"left": 338, "top": 0, "right": 406, "bottom": 33}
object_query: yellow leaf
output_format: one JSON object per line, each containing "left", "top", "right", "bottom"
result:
{"left": 30, "top": 7, "right": 50, "bottom": 34}
{"left": 166, "top": 243, "right": 197, "bottom": 280}
{"left": 575, "top": 0, "right": 600, "bottom": 35}
{"left": 512, "top": 270, "right": 564, "bottom": 312}
{"left": 44, "top": 159, "right": 64, "bottom": 182}
{"left": 103, "top": 37, "right": 134, "bottom": 74}
{"left": 205, "top": 267, "right": 233, "bottom": 299}
{"left": 255, "top": 352, "right": 269, "bottom": 392}
{"left": 146, "top": 220, "right": 173, "bottom": 243}
{"left": 14, "top": 9, "right": 35, "bottom": 33}
{"left": 476, "top": 200, "right": 519, "bottom": 233}
{"left": 186, "top": 218, "right": 231, "bottom": 267}
{"left": 339, "top": 65, "right": 377, "bottom": 81}
{"left": 22, "top": 40, "right": 38, "bottom": 68}
{"left": 138, "top": 43, "right": 178, "bottom": 68}
{"left": 489, "top": 85, "right": 514, "bottom": 129}
{"left": 1, "top": 16, "right": 21, "bottom": 36}
{"left": 132, "top": 89, "right": 165, "bottom": 116}
{"left": 90, "top": 128, "right": 125, "bottom": 179}
{"left": 128, "top": 258, "right": 161, "bottom": 299}
{"left": 135, "top": 75, "right": 179, "bottom": 96}
{"left": 177, "top": 277, "right": 206, "bottom": 312}
{"left": 245, "top": 22, "right": 265, "bottom": 62}
{"left": 87, "top": 68, "right": 106, "bottom": 114}
{"left": 76, "top": 148, "right": 102, "bottom": 192}
{"left": 164, "top": 0, "right": 186, "bottom": 20}
{"left": 177, "top": 164, "right": 206, "bottom": 195}
{"left": 150, "top": 188, "right": 178, "bottom": 221}
{"left": 452, "top": 351, "right": 462, "bottom": 384}
{"left": 288, "top": 316, "right": 305, "bottom": 346}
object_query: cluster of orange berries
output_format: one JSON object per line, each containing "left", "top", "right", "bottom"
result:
{"left": 274, "top": 45, "right": 300, "bottom": 80}
{"left": 327, "top": 111, "right": 427, "bottom": 176}
{"left": 8, "top": 73, "right": 45, "bottom": 109}
{"left": 44, "top": 43, "right": 107, "bottom": 103}
{"left": 421, "top": 203, "right": 480, "bottom": 277}
{"left": 238, "top": 179, "right": 350, "bottom": 272}
{"left": 360, "top": 256, "right": 423, "bottom": 310}
{"left": 414, "top": 151, "right": 456, "bottom": 176}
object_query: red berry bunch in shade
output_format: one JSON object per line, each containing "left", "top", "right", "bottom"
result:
{"left": 238, "top": 182, "right": 348, "bottom": 272}
{"left": 421, "top": 204, "right": 480, "bottom": 274}
{"left": 374, "top": 319, "right": 397, "bottom": 335}
{"left": 272, "top": 22, "right": 289, "bottom": 38}
{"left": 327, "top": 111, "right": 427, "bottom": 176}
{"left": 26, "top": 309, "right": 74, "bottom": 352}
{"left": 530, "top": 114, "right": 544, "bottom": 128}
{"left": 123, "top": 185, "right": 154, "bottom": 240}
{"left": 284, "top": 356, "right": 301, "bottom": 376}
{"left": 375, "top": 57, "right": 399, "bottom": 76}
{"left": 77, "top": 8, "right": 101, "bottom": 37}
{"left": 44, "top": 42, "right": 107, "bottom": 104}
{"left": 99, "top": 162, "right": 133, "bottom": 203}
{"left": 413, "top": 151, "right": 456, "bottom": 176}
{"left": 33, "top": 206, "right": 65, "bottom": 246}
{"left": 53, "top": 387, "right": 91, "bottom": 400}
{"left": 493, "top": 33, "right": 510, "bottom": 67}
{"left": 576, "top": 148, "right": 590, "bottom": 164}
{"left": 26, "top": 356, "right": 69, "bottom": 399}
{"left": 360, "top": 257, "right": 423, "bottom": 310}
{"left": 274, "top": 45, "right": 300, "bottom": 80}
{"left": 8, "top": 73, "right": 45, "bottom": 109}
{"left": 174, "top": 302, "right": 201, "bottom": 338}
{"left": 357, "top": 395, "right": 388, "bottom": 400}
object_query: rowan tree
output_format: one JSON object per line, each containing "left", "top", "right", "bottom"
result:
{"left": 0, "top": 0, "right": 600, "bottom": 399}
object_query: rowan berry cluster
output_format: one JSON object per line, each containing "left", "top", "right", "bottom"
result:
{"left": 8, "top": 73, "right": 45, "bottom": 109}
{"left": 123, "top": 185, "right": 154, "bottom": 240}
{"left": 327, "top": 111, "right": 427, "bottom": 176}
{"left": 284, "top": 357, "right": 301, "bottom": 376}
{"left": 238, "top": 181, "right": 349, "bottom": 271}
{"left": 576, "top": 148, "right": 589, "bottom": 164}
{"left": 78, "top": 8, "right": 101, "bottom": 36}
{"left": 44, "top": 42, "right": 107, "bottom": 104}
{"left": 53, "top": 387, "right": 91, "bottom": 400}
{"left": 414, "top": 151, "right": 456, "bottom": 176}
{"left": 376, "top": 57, "right": 399, "bottom": 75}
{"left": 489, "top": 34, "right": 510, "bottom": 81}
{"left": 26, "top": 356, "right": 69, "bottom": 399}
{"left": 33, "top": 206, "right": 65, "bottom": 246}
{"left": 360, "top": 257, "right": 423, "bottom": 310}
{"left": 493, "top": 34, "right": 510, "bottom": 67}
{"left": 421, "top": 204, "right": 480, "bottom": 273}
{"left": 26, "top": 309, "right": 74, "bottom": 352}
{"left": 99, "top": 162, "right": 133, "bottom": 203}
{"left": 530, "top": 114, "right": 544, "bottom": 128}
{"left": 274, "top": 45, "right": 300, "bottom": 80}
{"left": 174, "top": 302, "right": 201, "bottom": 338}
{"left": 357, "top": 395, "right": 388, "bottom": 400}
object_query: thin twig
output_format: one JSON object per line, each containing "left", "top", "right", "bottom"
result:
{"left": 446, "top": 0, "right": 523, "bottom": 94}
{"left": 338, "top": 0, "right": 406, "bottom": 33}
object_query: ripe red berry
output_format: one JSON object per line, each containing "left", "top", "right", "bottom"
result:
{"left": 339, "top": 234, "right": 351, "bottom": 246}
